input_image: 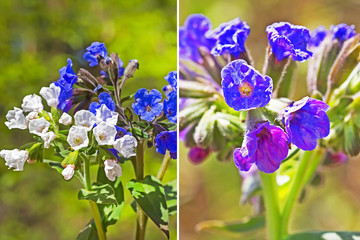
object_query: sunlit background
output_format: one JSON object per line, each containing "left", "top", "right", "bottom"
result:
{"left": 0, "top": 0, "right": 177, "bottom": 239}
{"left": 179, "top": 0, "right": 360, "bottom": 239}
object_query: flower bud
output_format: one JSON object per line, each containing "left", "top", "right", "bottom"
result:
{"left": 62, "top": 164, "right": 75, "bottom": 180}
{"left": 124, "top": 59, "right": 139, "bottom": 78}
{"left": 104, "top": 159, "right": 122, "bottom": 181}
{"left": 40, "top": 83, "right": 61, "bottom": 107}
{"left": 188, "top": 147, "right": 210, "bottom": 164}
{"left": 59, "top": 112, "right": 73, "bottom": 125}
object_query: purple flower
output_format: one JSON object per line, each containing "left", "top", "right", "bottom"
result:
{"left": 132, "top": 88, "right": 163, "bottom": 122}
{"left": 164, "top": 91, "right": 177, "bottom": 123}
{"left": 308, "top": 26, "right": 328, "bottom": 47}
{"left": 283, "top": 97, "right": 330, "bottom": 151}
{"left": 55, "top": 58, "right": 77, "bottom": 111}
{"left": 234, "top": 121, "right": 289, "bottom": 173}
{"left": 83, "top": 42, "right": 108, "bottom": 67}
{"left": 221, "top": 59, "right": 273, "bottom": 111}
{"left": 330, "top": 23, "right": 356, "bottom": 43}
{"left": 180, "top": 14, "right": 216, "bottom": 63}
{"left": 155, "top": 131, "right": 177, "bottom": 159}
{"left": 266, "top": 22, "right": 313, "bottom": 62}
{"left": 209, "top": 18, "right": 250, "bottom": 57}
{"left": 188, "top": 147, "right": 210, "bottom": 164}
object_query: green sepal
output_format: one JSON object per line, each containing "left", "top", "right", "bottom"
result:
{"left": 61, "top": 150, "right": 79, "bottom": 166}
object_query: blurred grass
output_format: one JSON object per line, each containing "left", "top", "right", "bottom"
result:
{"left": 0, "top": 0, "right": 176, "bottom": 239}
{"left": 179, "top": 0, "right": 360, "bottom": 239}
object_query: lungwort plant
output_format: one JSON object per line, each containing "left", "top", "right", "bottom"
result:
{"left": 1, "top": 42, "right": 177, "bottom": 240}
{"left": 180, "top": 14, "right": 360, "bottom": 240}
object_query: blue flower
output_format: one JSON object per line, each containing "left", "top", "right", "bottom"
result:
{"left": 309, "top": 26, "right": 328, "bottom": 47}
{"left": 180, "top": 14, "right": 216, "bottom": 63}
{"left": 55, "top": 58, "right": 77, "bottom": 111}
{"left": 89, "top": 92, "right": 115, "bottom": 114}
{"left": 221, "top": 59, "right": 273, "bottom": 111}
{"left": 115, "top": 126, "right": 131, "bottom": 140}
{"left": 83, "top": 42, "right": 108, "bottom": 67}
{"left": 209, "top": 18, "right": 250, "bottom": 57}
{"left": 155, "top": 131, "right": 177, "bottom": 159}
{"left": 164, "top": 91, "right": 177, "bottom": 123}
{"left": 234, "top": 121, "right": 289, "bottom": 173}
{"left": 266, "top": 22, "right": 313, "bottom": 62}
{"left": 164, "top": 71, "right": 177, "bottom": 92}
{"left": 283, "top": 97, "right": 330, "bottom": 151}
{"left": 330, "top": 23, "right": 356, "bottom": 43}
{"left": 132, "top": 88, "right": 163, "bottom": 122}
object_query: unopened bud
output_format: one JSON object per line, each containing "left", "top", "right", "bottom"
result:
{"left": 62, "top": 164, "right": 75, "bottom": 180}
{"left": 124, "top": 60, "right": 139, "bottom": 78}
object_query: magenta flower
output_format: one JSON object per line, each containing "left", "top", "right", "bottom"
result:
{"left": 188, "top": 147, "right": 210, "bottom": 164}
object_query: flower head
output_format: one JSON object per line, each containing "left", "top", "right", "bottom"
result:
{"left": 115, "top": 126, "right": 131, "bottom": 140}
{"left": 62, "top": 164, "right": 75, "bottom": 181}
{"left": 266, "top": 22, "right": 313, "bottom": 61}
{"left": 93, "top": 122, "right": 117, "bottom": 145}
{"left": 41, "top": 131, "right": 57, "bottom": 149}
{"left": 55, "top": 58, "right": 77, "bottom": 111}
{"left": 188, "top": 147, "right": 210, "bottom": 164}
{"left": 74, "top": 110, "right": 96, "bottom": 131}
{"left": 21, "top": 94, "right": 43, "bottom": 112}
{"left": 5, "top": 107, "right": 28, "bottom": 130}
{"left": 221, "top": 59, "right": 273, "bottom": 111}
{"left": 94, "top": 104, "right": 118, "bottom": 126}
{"left": 89, "top": 92, "right": 116, "bottom": 113}
{"left": 40, "top": 83, "right": 61, "bottom": 107}
{"left": 234, "top": 122, "right": 289, "bottom": 173}
{"left": 104, "top": 159, "right": 122, "bottom": 181}
{"left": 132, "top": 88, "right": 163, "bottom": 121}
{"left": 283, "top": 97, "right": 330, "bottom": 151}
{"left": 155, "top": 131, "right": 177, "bottom": 159}
{"left": 330, "top": 23, "right": 356, "bottom": 43}
{"left": 67, "top": 126, "right": 89, "bottom": 150}
{"left": 164, "top": 91, "right": 177, "bottom": 123}
{"left": 83, "top": 42, "right": 108, "bottom": 67}
{"left": 0, "top": 149, "right": 29, "bottom": 171}
{"left": 29, "top": 117, "right": 50, "bottom": 136}
{"left": 59, "top": 112, "right": 73, "bottom": 125}
{"left": 308, "top": 26, "right": 328, "bottom": 47}
{"left": 164, "top": 71, "right": 177, "bottom": 94}
{"left": 113, "top": 135, "right": 137, "bottom": 158}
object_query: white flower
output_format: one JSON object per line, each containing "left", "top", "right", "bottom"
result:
{"left": 67, "top": 126, "right": 89, "bottom": 150}
{"left": 29, "top": 117, "right": 50, "bottom": 136}
{"left": 93, "top": 122, "right": 117, "bottom": 145}
{"left": 62, "top": 164, "right": 75, "bottom": 180}
{"left": 5, "top": 107, "right": 28, "bottom": 130}
{"left": 0, "top": 149, "right": 29, "bottom": 171}
{"left": 26, "top": 111, "right": 39, "bottom": 121}
{"left": 74, "top": 110, "right": 96, "bottom": 131}
{"left": 113, "top": 135, "right": 137, "bottom": 158}
{"left": 21, "top": 94, "right": 43, "bottom": 112}
{"left": 40, "top": 83, "right": 61, "bottom": 107}
{"left": 59, "top": 112, "right": 72, "bottom": 125}
{"left": 95, "top": 104, "right": 118, "bottom": 125}
{"left": 41, "top": 131, "right": 57, "bottom": 148}
{"left": 104, "top": 159, "right": 122, "bottom": 181}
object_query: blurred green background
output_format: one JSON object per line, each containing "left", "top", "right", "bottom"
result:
{"left": 179, "top": 0, "right": 360, "bottom": 239}
{"left": 0, "top": 0, "right": 177, "bottom": 239}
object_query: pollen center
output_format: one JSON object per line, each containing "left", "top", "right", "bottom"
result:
{"left": 239, "top": 82, "right": 253, "bottom": 97}
{"left": 99, "top": 133, "right": 105, "bottom": 140}
{"left": 74, "top": 136, "right": 83, "bottom": 145}
{"left": 146, "top": 105, "right": 152, "bottom": 112}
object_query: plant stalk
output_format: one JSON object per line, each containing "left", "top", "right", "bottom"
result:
{"left": 157, "top": 152, "right": 171, "bottom": 181}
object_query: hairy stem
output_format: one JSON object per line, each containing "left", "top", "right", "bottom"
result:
{"left": 157, "top": 152, "right": 171, "bottom": 181}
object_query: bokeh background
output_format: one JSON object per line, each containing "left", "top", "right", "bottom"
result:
{"left": 179, "top": 0, "right": 360, "bottom": 239}
{"left": 0, "top": 0, "right": 177, "bottom": 239}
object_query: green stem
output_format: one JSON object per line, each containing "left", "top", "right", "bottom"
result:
{"left": 157, "top": 152, "right": 171, "bottom": 181}
{"left": 259, "top": 171, "right": 281, "bottom": 240}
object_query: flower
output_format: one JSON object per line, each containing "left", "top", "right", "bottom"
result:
{"left": 59, "top": 112, "right": 73, "bottom": 125}
{"left": 283, "top": 97, "right": 330, "bottom": 151}
{"left": 113, "top": 135, "right": 137, "bottom": 159}
{"left": 234, "top": 121, "right": 289, "bottom": 173}
{"left": 164, "top": 71, "right": 177, "bottom": 94}
{"left": 104, "top": 159, "right": 122, "bottom": 181}
{"left": 29, "top": 118, "right": 50, "bottom": 136}
{"left": 5, "top": 107, "right": 28, "bottom": 130}
{"left": 89, "top": 92, "right": 116, "bottom": 113}
{"left": 155, "top": 131, "right": 177, "bottom": 159}
{"left": 115, "top": 126, "right": 131, "bottom": 140}
{"left": 21, "top": 94, "right": 43, "bottom": 112}
{"left": 330, "top": 23, "right": 356, "bottom": 43}
{"left": 74, "top": 110, "right": 96, "bottom": 131}
{"left": 164, "top": 91, "right": 177, "bottom": 123}
{"left": 40, "top": 83, "right": 61, "bottom": 107}
{"left": 0, "top": 149, "right": 29, "bottom": 171}
{"left": 132, "top": 88, "right": 163, "bottom": 121}
{"left": 308, "top": 26, "right": 328, "bottom": 47}
{"left": 93, "top": 122, "right": 117, "bottom": 145}
{"left": 26, "top": 111, "right": 39, "bottom": 121}
{"left": 180, "top": 14, "right": 216, "bottom": 63}
{"left": 83, "top": 42, "right": 108, "bottom": 67}
{"left": 62, "top": 164, "right": 75, "bottom": 180}
{"left": 266, "top": 22, "right": 313, "bottom": 61}
{"left": 67, "top": 126, "right": 89, "bottom": 150}
{"left": 55, "top": 58, "right": 77, "bottom": 111}
{"left": 221, "top": 59, "right": 273, "bottom": 111}
{"left": 94, "top": 104, "right": 118, "bottom": 126}
{"left": 41, "top": 131, "right": 57, "bottom": 148}
{"left": 210, "top": 18, "right": 250, "bottom": 57}
{"left": 188, "top": 147, "right": 210, "bottom": 164}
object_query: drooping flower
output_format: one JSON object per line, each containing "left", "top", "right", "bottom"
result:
{"left": 59, "top": 112, "right": 73, "bottom": 125}
{"left": 164, "top": 91, "right": 177, "bottom": 123}
{"left": 74, "top": 110, "right": 96, "bottom": 131}
{"left": 55, "top": 58, "right": 77, "bottom": 111}
{"left": 330, "top": 23, "right": 356, "bottom": 43}
{"left": 221, "top": 59, "right": 273, "bottom": 111}
{"left": 155, "top": 130, "right": 177, "bottom": 159}
{"left": 21, "top": 94, "right": 43, "bottom": 112}
{"left": 0, "top": 149, "right": 29, "bottom": 171}
{"left": 28, "top": 118, "right": 50, "bottom": 136}
{"left": 113, "top": 135, "right": 137, "bottom": 158}
{"left": 40, "top": 83, "right": 61, "bottom": 108}
{"left": 41, "top": 131, "right": 57, "bottom": 148}
{"left": 83, "top": 42, "right": 108, "bottom": 67}
{"left": 94, "top": 104, "right": 118, "bottom": 126}
{"left": 266, "top": 22, "right": 313, "bottom": 61}
{"left": 132, "top": 88, "right": 163, "bottom": 121}
{"left": 26, "top": 111, "right": 39, "bottom": 122}
{"left": 5, "top": 107, "right": 28, "bottom": 130}
{"left": 283, "top": 97, "right": 330, "bottom": 151}
{"left": 67, "top": 126, "right": 89, "bottom": 150}
{"left": 188, "top": 147, "right": 210, "bottom": 164}
{"left": 93, "top": 122, "right": 117, "bottom": 145}
{"left": 308, "top": 26, "right": 328, "bottom": 47}
{"left": 234, "top": 121, "right": 289, "bottom": 173}
{"left": 62, "top": 164, "right": 75, "bottom": 181}
{"left": 209, "top": 18, "right": 250, "bottom": 57}
{"left": 104, "top": 159, "right": 122, "bottom": 181}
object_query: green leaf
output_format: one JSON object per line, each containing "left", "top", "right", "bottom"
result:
{"left": 286, "top": 231, "right": 360, "bottom": 240}
{"left": 164, "top": 180, "right": 177, "bottom": 216}
{"left": 61, "top": 150, "right": 79, "bottom": 166}
{"left": 124, "top": 107, "right": 134, "bottom": 122}
{"left": 48, "top": 161, "right": 64, "bottom": 174}
{"left": 193, "top": 106, "right": 216, "bottom": 147}
{"left": 78, "top": 182, "right": 117, "bottom": 205}
{"left": 132, "top": 127, "right": 150, "bottom": 139}
{"left": 76, "top": 220, "right": 98, "bottom": 240}
{"left": 127, "top": 175, "right": 169, "bottom": 238}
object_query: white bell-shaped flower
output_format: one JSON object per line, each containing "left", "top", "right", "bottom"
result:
{"left": 59, "top": 112, "right": 72, "bottom": 125}
{"left": 40, "top": 83, "right": 61, "bottom": 107}
{"left": 93, "top": 122, "right": 117, "bottom": 145}
{"left": 104, "top": 159, "right": 122, "bottom": 181}
{"left": 74, "top": 110, "right": 96, "bottom": 131}
{"left": 67, "top": 126, "right": 89, "bottom": 150}
{"left": 5, "top": 107, "right": 28, "bottom": 130}
{"left": 41, "top": 131, "right": 57, "bottom": 148}
{"left": 95, "top": 104, "right": 118, "bottom": 126}
{"left": 113, "top": 135, "right": 137, "bottom": 158}
{"left": 21, "top": 94, "right": 43, "bottom": 112}
{"left": 0, "top": 149, "right": 29, "bottom": 171}
{"left": 29, "top": 117, "right": 50, "bottom": 136}
{"left": 26, "top": 111, "right": 39, "bottom": 121}
{"left": 62, "top": 164, "right": 75, "bottom": 180}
